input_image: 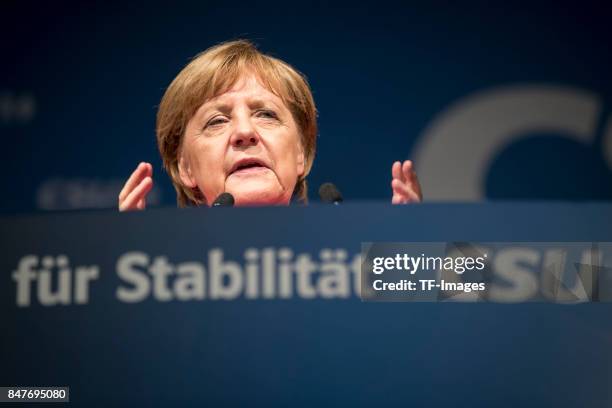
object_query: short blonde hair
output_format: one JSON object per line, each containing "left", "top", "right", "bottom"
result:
{"left": 156, "top": 39, "right": 318, "bottom": 206}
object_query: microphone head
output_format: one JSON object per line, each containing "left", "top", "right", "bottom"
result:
{"left": 212, "top": 192, "right": 235, "bottom": 207}
{"left": 318, "top": 183, "right": 343, "bottom": 204}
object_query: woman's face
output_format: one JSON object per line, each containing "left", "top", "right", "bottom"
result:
{"left": 179, "top": 75, "right": 305, "bottom": 206}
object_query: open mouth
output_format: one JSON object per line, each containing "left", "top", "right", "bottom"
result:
{"left": 229, "top": 158, "right": 270, "bottom": 176}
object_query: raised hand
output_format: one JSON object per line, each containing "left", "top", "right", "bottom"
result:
{"left": 391, "top": 160, "right": 422, "bottom": 204}
{"left": 118, "top": 162, "right": 153, "bottom": 211}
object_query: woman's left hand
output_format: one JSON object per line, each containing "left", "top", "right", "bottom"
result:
{"left": 391, "top": 160, "right": 422, "bottom": 204}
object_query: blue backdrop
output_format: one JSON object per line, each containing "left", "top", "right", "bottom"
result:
{"left": 1, "top": 1, "right": 611, "bottom": 211}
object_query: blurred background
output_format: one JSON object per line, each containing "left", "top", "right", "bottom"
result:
{"left": 2, "top": 0, "right": 611, "bottom": 213}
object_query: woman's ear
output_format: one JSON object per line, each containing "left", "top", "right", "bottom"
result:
{"left": 296, "top": 143, "right": 305, "bottom": 177}
{"left": 178, "top": 152, "right": 197, "bottom": 188}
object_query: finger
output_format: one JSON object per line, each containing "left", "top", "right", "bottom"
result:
{"left": 143, "top": 162, "right": 152, "bottom": 180}
{"left": 120, "top": 177, "right": 152, "bottom": 211}
{"left": 119, "top": 162, "right": 152, "bottom": 202}
{"left": 392, "top": 191, "right": 409, "bottom": 204}
{"left": 392, "top": 179, "right": 420, "bottom": 203}
{"left": 119, "top": 162, "right": 147, "bottom": 202}
{"left": 402, "top": 160, "right": 418, "bottom": 187}
{"left": 395, "top": 183, "right": 420, "bottom": 202}
{"left": 391, "top": 161, "right": 402, "bottom": 181}
{"left": 401, "top": 160, "right": 412, "bottom": 178}
{"left": 136, "top": 198, "right": 146, "bottom": 210}
{"left": 401, "top": 160, "right": 423, "bottom": 200}
{"left": 408, "top": 172, "right": 423, "bottom": 201}
{"left": 119, "top": 177, "right": 153, "bottom": 211}
{"left": 391, "top": 180, "right": 408, "bottom": 204}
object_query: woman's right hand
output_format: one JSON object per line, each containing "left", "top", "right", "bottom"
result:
{"left": 118, "top": 162, "right": 154, "bottom": 211}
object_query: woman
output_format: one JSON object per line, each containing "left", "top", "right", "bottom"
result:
{"left": 119, "top": 40, "right": 421, "bottom": 210}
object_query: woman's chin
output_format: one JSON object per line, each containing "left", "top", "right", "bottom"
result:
{"left": 227, "top": 184, "right": 291, "bottom": 207}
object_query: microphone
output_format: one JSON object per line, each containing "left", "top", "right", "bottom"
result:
{"left": 318, "top": 183, "right": 343, "bottom": 205}
{"left": 212, "top": 192, "right": 235, "bottom": 207}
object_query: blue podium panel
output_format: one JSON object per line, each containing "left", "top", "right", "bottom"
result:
{"left": 1, "top": 203, "right": 612, "bottom": 407}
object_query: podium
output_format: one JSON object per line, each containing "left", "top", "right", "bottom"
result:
{"left": 2, "top": 203, "right": 612, "bottom": 406}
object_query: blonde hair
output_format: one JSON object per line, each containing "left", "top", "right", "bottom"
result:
{"left": 156, "top": 39, "right": 318, "bottom": 206}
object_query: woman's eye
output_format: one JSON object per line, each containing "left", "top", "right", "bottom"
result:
{"left": 205, "top": 116, "right": 227, "bottom": 128}
{"left": 257, "top": 110, "right": 278, "bottom": 119}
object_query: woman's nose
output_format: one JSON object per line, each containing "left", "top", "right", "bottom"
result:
{"left": 230, "top": 118, "right": 260, "bottom": 147}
